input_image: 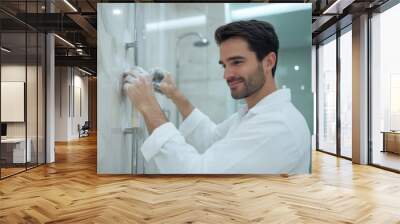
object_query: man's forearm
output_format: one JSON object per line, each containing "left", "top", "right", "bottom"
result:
{"left": 171, "top": 90, "right": 194, "bottom": 121}
{"left": 140, "top": 102, "right": 168, "bottom": 134}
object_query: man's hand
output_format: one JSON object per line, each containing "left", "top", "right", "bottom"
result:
{"left": 124, "top": 76, "right": 158, "bottom": 113}
{"left": 158, "top": 74, "right": 194, "bottom": 121}
{"left": 123, "top": 75, "right": 167, "bottom": 134}
{"left": 159, "top": 74, "right": 179, "bottom": 99}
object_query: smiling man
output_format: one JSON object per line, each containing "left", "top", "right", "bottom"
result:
{"left": 124, "top": 20, "right": 311, "bottom": 174}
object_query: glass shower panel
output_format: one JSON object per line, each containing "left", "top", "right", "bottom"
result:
{"left": 1, "top": 31, "right": 28, "bottom": 177}
{"left": 97, "top": 3, "right": 140, "bottom": 174}
{"left": 318, "top": 36, "right": 337, "bottom": 155}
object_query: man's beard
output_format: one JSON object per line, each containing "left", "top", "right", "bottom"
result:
{"left": 228, "top": 64, "right": 265, "bottom": 99}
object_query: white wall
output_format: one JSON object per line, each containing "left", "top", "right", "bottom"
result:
{"left": 54, "top": 67, "right": 89, "bottom": 141}
{"left": 1, "top": 65, "right": 40, "bottom": 137}
{"left": 1, "top": 66, "right": 26, "bottom": 133}
{"left": 55, "top": 67, "right": 68, "bottom": 141}
{"left": 70, "top": 73, "right": 89, "bottom": 138}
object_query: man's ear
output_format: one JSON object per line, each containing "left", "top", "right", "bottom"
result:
{"left": 262, "top": 52, "right": 276, "bottom": 77}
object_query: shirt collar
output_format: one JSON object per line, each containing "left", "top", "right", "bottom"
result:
{"left": 238, "top": 89, "right": 291, "bottom": 116}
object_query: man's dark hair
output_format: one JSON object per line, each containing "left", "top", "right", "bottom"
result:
{"left": 214, "top": 20, "right": 279, "bottom": 77}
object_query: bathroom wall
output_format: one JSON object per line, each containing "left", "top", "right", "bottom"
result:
{"left": 175, "top": 4, "right": 234, "bottom": 124}
{"left": 227, "top": 3, "right": 313, "bottom": 132}
{"left": 276, "top": 46, "right": 313, "bottom": 132}
{"left": 97, "top": 3, "right": 138, "bottom": 174}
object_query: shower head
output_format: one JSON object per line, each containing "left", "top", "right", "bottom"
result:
{"left": 193, "top": 38, "right": 209, "bottom": 47}
{"left": 177, "top": 32, "right": 209, "bottom": 48}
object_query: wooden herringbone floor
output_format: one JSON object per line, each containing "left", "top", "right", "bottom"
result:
{"left": 1, "top": 134, "right": 400, "bottom": 224}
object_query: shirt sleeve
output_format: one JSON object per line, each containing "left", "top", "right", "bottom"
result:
{"left": 178, "top": 108, "right": 236, "bottom": 153}
{"left": 140, "top": 114, "right": 305, "bottom": 174}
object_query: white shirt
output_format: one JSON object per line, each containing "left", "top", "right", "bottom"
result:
{"left": 140, "top": 89, "right": 311, "bottom": 174}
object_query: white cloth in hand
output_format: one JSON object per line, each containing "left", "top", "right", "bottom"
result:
{"left": 122, "top": 66, "right": 151, "bottom": 93}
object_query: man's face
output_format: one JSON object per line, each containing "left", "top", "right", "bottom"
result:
{"left": 219, "top": 37, "right": 265, "bottom": 99}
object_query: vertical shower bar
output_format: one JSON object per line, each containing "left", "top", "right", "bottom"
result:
{"left": 131, "top": 3, "right": 137, "bottom": 175}
{"left": 124, "top": 3, "right": 146, "bottom": 174}
{"left": 134, "top": 3, "right": 146, "bottom": 174}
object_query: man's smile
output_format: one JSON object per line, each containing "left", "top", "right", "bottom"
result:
{"left": 227, "top": 78, "right": 244, "bottom": 89}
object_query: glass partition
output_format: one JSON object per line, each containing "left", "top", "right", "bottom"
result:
{"left": 317, "top": 35, "right": 337, "bottom": 155}
{"left": 27, "top": 30, "right": 38, "bottom": 169}
{"left": 0, "top": 1, "right": 46, "bottom": 179}
{"left": 1, "top": 30, "right": 28, "bottom": 177}
{"left": 38, "top": 32, "right": 45, "bottom": 165}
{"left": 371, "top": 3, "right": 400, "bottom": 171}
{"left": 339, "top": 27, "right": 352, "bottom": 158}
